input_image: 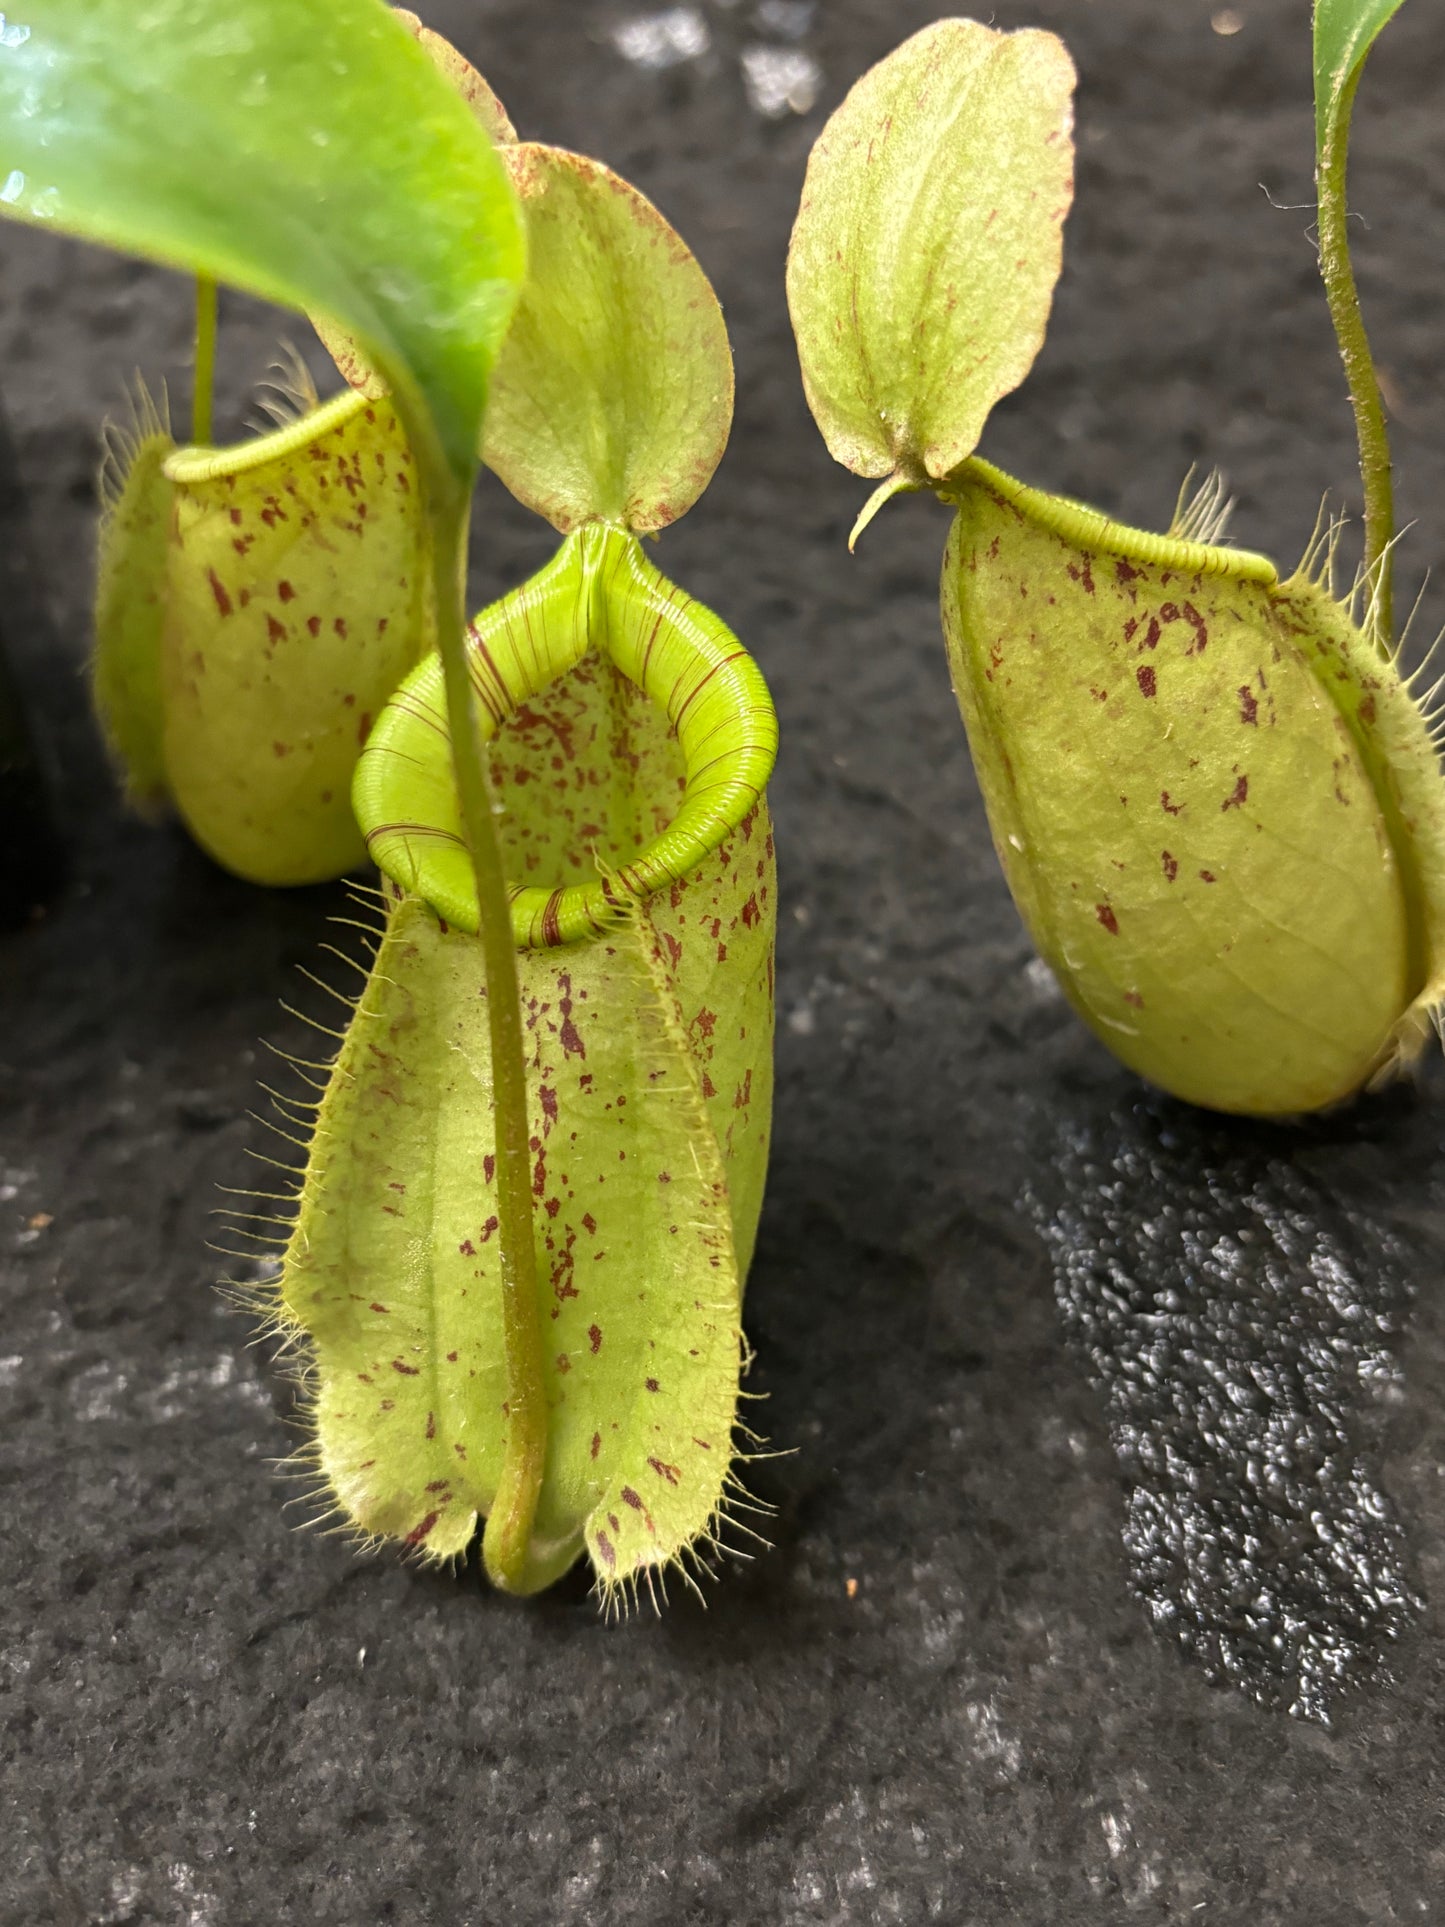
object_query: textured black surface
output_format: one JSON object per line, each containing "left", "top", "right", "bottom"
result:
{"left": 1030, "top": 1097, "right": 1423, "bottom": 1726}
{"left": 4, "top": 2, "right": 1445, "bottom": 1920}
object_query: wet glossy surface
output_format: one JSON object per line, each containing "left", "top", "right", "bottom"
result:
{"left": 2, "top": 1, "right": 1444, "bottom": 1920}
{"left": 1032, "top": 1095, "right": 1421, "bottom": 1724}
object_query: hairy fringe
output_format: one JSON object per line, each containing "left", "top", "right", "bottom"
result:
{"left": 1295, "top": 504, "right": 1445, "bottom": 738}
{"left": 1168, "top": 467, "right": 1235, "bottom": 549}
{"left": 591, "top": 1327, "right": 777, "bottom": 1622}
{"left": 97, "top": 375, "right": 171, "bottom": 519}
{"left": 1295, "top": 496, "right": 1347, "bottom": 595}
{"left": 215, "top": 899, "right": 393, "bottom": 1556}
{"left": 245, "top": 341, "right": 321, "bottom": 436}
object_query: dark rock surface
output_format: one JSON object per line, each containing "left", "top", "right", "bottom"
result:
{"left": 3, "top": 1, "right": 1445, "bottom": 1920}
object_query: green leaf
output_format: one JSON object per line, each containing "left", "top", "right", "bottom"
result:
{"left": 0, "top": 0, "right": 525, "bottom": 488}
{"left": 483, "top": 145, "right": 733, "bottom": 533}
{"left": 1314, "top": 0, "right": 1409, "bottom": 150}
{"left": 393, "top": 8, "right": 516, "bottom": 145}
{"left": 786, "top": 19, "right": 1075, "bottom": 498}
{"left": 322, "top": 131, "right": 736, "bottom": 534}
{"left": 309, "top": 13, "right": 517, "bottom": 398}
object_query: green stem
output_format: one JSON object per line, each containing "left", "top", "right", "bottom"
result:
{"left": 427, "top": 483, "right": 550, "bottom": 1597}
{"left": 192, "top": 275, "right": 218, "bottom": 447}
{"left": 1316, "top": 72, "right": 1394, "bottom": 644}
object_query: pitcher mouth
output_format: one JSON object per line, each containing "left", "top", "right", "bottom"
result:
{"left": 354, "top": 522, "right": 778, "bottom": 947}
{"left": 948, "top": 455, "right": 1279, "bottom": 588}
{"left": 163, "top": 386, "right": 374, "bottom": 484}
